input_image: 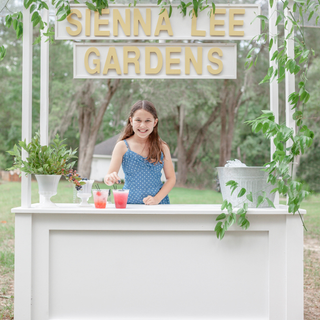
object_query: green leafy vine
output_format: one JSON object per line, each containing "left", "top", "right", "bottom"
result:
{"left": 215, "top": 0, "right": 316, "bottom": 239}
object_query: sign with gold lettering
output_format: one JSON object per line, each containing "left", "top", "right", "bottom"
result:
{"left": 55, "top": 4, "right": 260, "bottom": 40}
{"left": 74, "top": 43, "right": 237, "bottom": 79}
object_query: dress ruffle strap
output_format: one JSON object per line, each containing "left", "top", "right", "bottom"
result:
{"left": 124, "top": 139, "right": 130, "bottom": 149}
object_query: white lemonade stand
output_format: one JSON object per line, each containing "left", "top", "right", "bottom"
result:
{"left": 13, "top": 2, "right": 304, "bottom": 320}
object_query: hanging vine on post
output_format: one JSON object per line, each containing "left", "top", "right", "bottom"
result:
{"left": 214, "top": 0, "right": 318, "bottom": 240}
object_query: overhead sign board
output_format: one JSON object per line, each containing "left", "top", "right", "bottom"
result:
{"left": 74, "top": 43, "right": 237, "bottom": 79}
{"left": 56, "top": 4, "right": 260, "bottom": 41}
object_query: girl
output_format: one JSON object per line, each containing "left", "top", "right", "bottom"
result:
{"left": 104, "top": 100, "right": 176, "bottom": 205}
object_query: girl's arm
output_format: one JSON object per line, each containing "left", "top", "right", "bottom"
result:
{"left": 104, "top": 141, "right": 127, "bottom": 186}
{"left": 143, "top": 143, "right": 176, "bottom": 205}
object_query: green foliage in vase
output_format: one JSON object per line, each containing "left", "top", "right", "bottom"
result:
{"left": 6, "top": 132, "right": 85, "bottom": 188}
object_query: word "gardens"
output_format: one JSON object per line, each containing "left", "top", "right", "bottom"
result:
{"left": 55, "top": 4, "right": 260, "bottom": 79}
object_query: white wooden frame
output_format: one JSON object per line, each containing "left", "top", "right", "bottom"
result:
{"left": 21, "top": 1, "right": 294, "bottom": 207}
{"left": 269, "top": 0, "right": 279, "bottom": 206}
{"left": 17, "top": 2, "right": 303, "bottom": 319}
{"left": 21, "top": 5, "right": 33, "bottom": 207}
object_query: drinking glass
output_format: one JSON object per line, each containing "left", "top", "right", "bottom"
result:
{"left": 113, "top": 189, "right": 129, "bottom": 209}
{"left": 92, "top": 189, "right": 110, "bottom": 209}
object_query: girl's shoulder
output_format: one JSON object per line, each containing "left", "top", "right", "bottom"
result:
{"left": 113, "top": 140, "right": 128, "bottom": 156}
{"left": 161, "top": 140, "right": 169, "bottom": 149}
{"left": 115, "top": 140, "right": 127, "bottom": 147}
{"left": 161, "top": 141, "right": 170, "bottom": 155}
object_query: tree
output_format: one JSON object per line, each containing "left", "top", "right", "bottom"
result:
{"left": 0, "top": 19, "right": 125, "bottom": 177}
{"left": 295, "top": 53, "right": 320, "bottom": 191}
{"left": 296, "top": 140, "right": 320, "bottom": 192}
{"left": 218, "top": 78, "right": 244, "bottom": 167}
{"left": 48, "top": 39, "right": 79, "bottom": 142}
{"left": 34, "top": 36, "right": 123, "bottom": 178}
{"left": 0, "top": 20, "right": 42, "bottom": 168}
{"left": 76, "top": 79, "right": 121, "bottom": 178}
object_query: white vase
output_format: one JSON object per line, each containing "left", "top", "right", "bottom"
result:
{"left": 35, "top": 175, "right": 61, "bottom": 207}
{"left": 77, "top": 179, "right": 94, "bottom": 207}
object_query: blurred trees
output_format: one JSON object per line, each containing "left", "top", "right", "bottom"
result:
{"left": 0, "top": 21, "right": 40, "bottom": 168}
{"left": 296, "top": 54, "right": 320, "bottom": 193}
{"left": 1, "top": 23, "right": 320, "bottom": 189}
{"left": 76, "top": 79, "right": 120, "bottom": 178}
{"left": 297, "top": 140, "right": 320, "bottom": 193}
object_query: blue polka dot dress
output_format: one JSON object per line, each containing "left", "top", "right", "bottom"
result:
{"left": 122, "top": 140, "right": 170, "bottom": 204}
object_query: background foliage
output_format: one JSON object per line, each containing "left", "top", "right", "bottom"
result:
{"left": 0, "top": 1, "right": 320, "bottom": 191}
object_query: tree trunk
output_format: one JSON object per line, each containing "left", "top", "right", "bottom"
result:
{"left": 219, "top": 77, "right": 246, "bottom": 166}
{"left": 77, "top": 79, "right": 121, "bottom": 178}
{"left": 176, "top": 104, "right": 220, "bottom": 186}
{"left": 187, "top": 106, "right": 219, "bottom": 168}
{"left": 219, "top": 80, "right": 228, "bottom": 166}
{"left": 177, "top": 132, "right": 188, "bottom": 185}
{"left": 176, "top": 105, "right": 188, "bottom": 185}
{"left": 78, "top": 80, "right": 95, "bottom": 178}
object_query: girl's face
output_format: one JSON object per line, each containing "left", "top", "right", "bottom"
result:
{"left": 130, "top": 109, "right": 158, "bottom": 138}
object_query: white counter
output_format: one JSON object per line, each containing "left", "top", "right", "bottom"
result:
{"left": 12, "top": 203, "right": 305, "bottom": 214}
{"left": 12, "top": 204, "right": 304, "bottom": 320}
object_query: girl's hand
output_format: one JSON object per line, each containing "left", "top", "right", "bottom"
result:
{"left": 143, "top": 195, "right": 160, "bottom": 205}
{"left": 104, "top": 172, "right": 120, "bottom": 186}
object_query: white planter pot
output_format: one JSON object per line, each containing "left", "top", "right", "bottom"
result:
{"left": 35, "top": 175, "right": 61, "bottom": 207}
{"left": 217, "top": 167, "right": 276, "bottom": 208}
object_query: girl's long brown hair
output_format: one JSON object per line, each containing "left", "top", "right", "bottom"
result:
{"left": 119, "top": 100, "right": 166, "bottom": 164}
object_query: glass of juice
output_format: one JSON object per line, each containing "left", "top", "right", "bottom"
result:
{"left": 113, "top": 189, "right": 129, "bottom": 209}
{"left": 92, "top": 189, "right": 109, "bottom": 209}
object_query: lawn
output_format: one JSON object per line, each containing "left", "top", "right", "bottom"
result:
{"left": 0, "top": 180, "right": 319, "bottom": 319}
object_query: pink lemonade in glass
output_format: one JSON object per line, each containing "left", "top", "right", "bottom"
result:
{"left": 92, "top": 189, "right": 109, "bottom": 209}
{"left": 113, "top": 189, "right": 129, "bottom": 209}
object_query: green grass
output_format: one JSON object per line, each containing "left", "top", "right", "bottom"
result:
{"left": 280, "top": 193, "right": 320, "bottom": 238}
{"left": 169, "top": 186, "right": 223, "bottom": 204}
{"left": 0, "top": 300, "right": 13, "bottom": 320}
{"left": 299, "top": 194, "right": 320, "bottom": 238}
{"left": 0, "top": 250, "right": 14, "bottom": 271}
{"left": 36, "top": 180, "right": 224, "bottom": 205}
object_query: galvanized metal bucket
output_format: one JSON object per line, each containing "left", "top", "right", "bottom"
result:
{"left": 217, "top": 167, "right": 276, "bottom": 208}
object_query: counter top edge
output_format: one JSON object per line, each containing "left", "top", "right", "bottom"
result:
{"left": 11, "top": 204, "right": 306, "bottom": 215}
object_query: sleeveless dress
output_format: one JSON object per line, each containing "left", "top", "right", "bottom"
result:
{"left": 121, "top": 140, "right": 170, "bottom": 204}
